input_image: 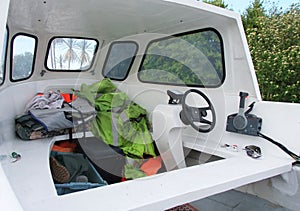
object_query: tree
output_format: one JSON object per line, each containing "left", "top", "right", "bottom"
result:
{"left": 203, "top": 0, "right": 228, "bottom": 8}
{"left": 12, "top": 52, "right": 33, "bottom": 80}
{"left": 62, "top": 38, "right": 80, "bottom": 69}
{"left": 205, "top": 0, "right": 300, "bottom": 103}
{"left": 243, "top": 3, "right": 300, "bottom": 103}
{"left": 49, "top": 38, "right": 64, "bottom": 69}
{"left": 78, "top": 40, "right": 94, "bottom": 69}
{"left": 242, "top": 0, "right": 266, "bottom": 29}
{"left": 48, "top": 38, "right": 96, "bottom": 70}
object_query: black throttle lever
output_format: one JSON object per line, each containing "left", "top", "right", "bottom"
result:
{"left": 233, "top": 92, "right": 248, "bottom": 130}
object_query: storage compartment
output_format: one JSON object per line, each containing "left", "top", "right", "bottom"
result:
{"left": 50, "top": 151, "right": 107, "bottom": 195}
{"left": 77, "top": 137, "right": 126, "bottom": 184}
{"left": 184, "top": 148, "right": 224, "bottom": 167}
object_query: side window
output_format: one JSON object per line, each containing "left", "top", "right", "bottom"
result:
{"left": 139, "top": 29, "right": 225, "bottom": 87}
{"left": 46, "top": 37, "right": 98, "bottom": 71}
{"left": 11, "top": 34, "right": 37, "bottom": 81}
{"left": 102, "top": 42, "right": 138, "bottom": 80}
{"left": 0, "top": 27, "right": 8, "bottom": 85}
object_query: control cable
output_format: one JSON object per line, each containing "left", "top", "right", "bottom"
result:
{"left": 258, "top": 132, "right": 300, "bottom": 164}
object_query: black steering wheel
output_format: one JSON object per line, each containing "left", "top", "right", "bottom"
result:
{"left": 180, "top": 89, "right": 216, "bottom": 133}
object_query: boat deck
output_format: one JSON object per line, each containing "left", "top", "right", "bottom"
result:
{"left": 0, "top": 124, "right": 293, "bottom": 211}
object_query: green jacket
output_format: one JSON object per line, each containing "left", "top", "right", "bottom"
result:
{"left": 76, "top": 79, "right": 156, "bottom": 159}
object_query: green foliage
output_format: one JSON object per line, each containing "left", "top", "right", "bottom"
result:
{"left": 205, "top": 0, "right": 299, "bottom": 103}
{"left": 140, "top": 30, "right": 224, "bottom": 87}
{"left": 243, "top": 2, "right": 300, "bottom": 103}
{"left": 203, "top": 0, "right": 228, "bottom": 8}
{"left": 12, "top": 52, "right": 33, "bottom": 80}
{"left": 242, "top": 0, "right": 266, "bottom": 29}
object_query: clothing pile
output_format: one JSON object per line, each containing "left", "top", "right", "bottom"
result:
{"left": 15, "top": 91, "right": 95, "bottom": 140}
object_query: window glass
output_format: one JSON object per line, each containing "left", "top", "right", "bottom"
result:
{"left": 46, "top": 37, "right": 98, "bottom": 71}
{"left": 11, "top": 34, "right": 36, "bottom": 81}
{"left": 103, "top": 42, "right": 138, "bottom": 80}
{"left": 139, "top": 29, "right": 225, "bottom": 87}
{"left": 0, "top": 28, "right": 8, "bottom": 85}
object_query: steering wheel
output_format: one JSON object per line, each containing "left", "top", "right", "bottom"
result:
{"left": 180, "top": 89, "right": 216, "bottom": 133}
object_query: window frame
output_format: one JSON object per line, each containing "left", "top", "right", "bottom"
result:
{"left": 0, "top": 26, "right": 8, "bottom": 86}
{"left": 10, "top": 33, "right": 38, "bottom": 82}
{"left": 45, "top": 36, "right": 99, "bottom": 72}
{"left": 102, "top": 41, "right": 139, "bottom": 81}
{"left": 138, "top": 28, "right": 226, "bottom": 88}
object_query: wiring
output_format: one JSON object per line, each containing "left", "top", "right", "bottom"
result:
{"left": 258, "top": 132, "right": 300, "bottom": 164}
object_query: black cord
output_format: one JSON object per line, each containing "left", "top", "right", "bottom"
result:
{"left": 258, "top": 132, "right": 300, "bottom": 161}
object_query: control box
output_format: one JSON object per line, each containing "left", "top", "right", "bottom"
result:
{"left": 226, "top": 92, "right": 262, "bottom": 136}
{"left": 226, "top": 113, "right": 262, "bottom": 136}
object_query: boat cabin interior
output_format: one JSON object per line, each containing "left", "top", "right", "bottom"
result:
{"left": 0, "top": 0, "right": 300, "bottom": 210}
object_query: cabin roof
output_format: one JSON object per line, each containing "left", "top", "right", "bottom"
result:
{"left": 8, "top": 0, "right": 240, "bottom": 41}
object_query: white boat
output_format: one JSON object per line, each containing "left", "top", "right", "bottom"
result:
{"left": 0, "top": 0, "right": 299, "bottom": 210}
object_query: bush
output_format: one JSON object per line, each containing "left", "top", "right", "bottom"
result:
{"left": 243, "top": 2, "right": 300, "bottom": 103}
{"left": 205, "top": 0, "right": 300, "bottom": 103}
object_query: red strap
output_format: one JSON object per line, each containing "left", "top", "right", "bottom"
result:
{"left": 61, "top": 93, "right": 78, "bottom": 103}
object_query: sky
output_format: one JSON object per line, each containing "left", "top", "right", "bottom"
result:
{"left": 222, "top": 0, "right": 299, "bottom": 14}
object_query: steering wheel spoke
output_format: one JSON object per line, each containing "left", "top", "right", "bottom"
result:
{"left": 200, "top": 117, "right": 212, "bottom": 125}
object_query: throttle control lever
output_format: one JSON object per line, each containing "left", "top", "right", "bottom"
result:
{"left": 233, "top": 92, "right": 248, "bottom": 130}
